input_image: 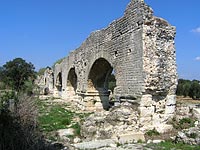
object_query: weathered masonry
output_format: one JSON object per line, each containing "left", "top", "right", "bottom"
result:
{"left": 42, "top": 0, "right": 177, "bottom": 117}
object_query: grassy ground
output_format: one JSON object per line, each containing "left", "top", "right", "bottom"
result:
{"left": 145, "top": 96, "right": 200, "bottom": 149}
{"left": 36, "top": 97, "right": 91, "bottom": 141}
{"left": 36, "top": 96, "right": 200, "bottom": 149}
{"left": 145, "top": 140, "right": 200, "bottom": 150}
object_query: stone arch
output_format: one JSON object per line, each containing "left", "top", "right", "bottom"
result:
{"left": 55, "top": 72, "right": 62, "bottom": 92}
{"left": 88, "top": 58, "right": 114, "bottom": 92}
{"left": 87, "top": 58, "right": 116, "bottom": 110}
{"left": 66, "top": 68, "right": 77, "bottom": 96}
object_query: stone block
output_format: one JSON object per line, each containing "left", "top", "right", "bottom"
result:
{"left": 74, "top": 139, "right": 115, "bottom": 149}
{"left": 166, "top": 95, "right": 176, "bottom": 106}
{"left": 152, "top": 114, "right": 167, "bottom": 126}
{"left": 193, "top": 108, "right": 200, "bottom": 120}
{"left": 139, "top": 106, "right": 155, "bottom": 117}
{"left": 165, "top": 105, "right": 176, "bottom": 114}
{"left": 155, "top": 124, "right": 173, "bottom": 133}
{"left": 57, "top": 128, "right": 74, "bottom": 137}
{"left": 118, "top": 132, "right": 145, "bottom": 144}
{"left": 140, "top": 94, "right": 154, "bottom": 107}
{"left": 140, "top": 117, "right": 152, "bottom": 126}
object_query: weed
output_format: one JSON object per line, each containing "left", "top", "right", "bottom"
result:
{"left": 179, "top": 118, "right": 195, "bottom": 129}
{"left": 145, "top": 128, "right": 160, "bottom": 137}
{"left": 116, "top": 142, "right": 122, "bottom": 147}
{"left": 71, "top": 122, "right": 81, "bottom": 136}
{"left": 170, "top": 117, "right": 196, "bottom": 130}
{"left": 137, "top": 139, "right": 143, "bottom": 143}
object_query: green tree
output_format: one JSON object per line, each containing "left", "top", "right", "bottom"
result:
{"left": 176, "top": 79, "right": 192, "bottom": 97}
{"left": 0, "top": 58, "right": 36, "bottom": 92}
{"left": 183, "top": 82, "right": 191, "bottom": 97}
{"left": 189, "top": 80, "right": 200, "bottom": 99}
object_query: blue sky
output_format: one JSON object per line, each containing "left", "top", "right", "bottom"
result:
{"left": 0, "top": 0, "right": 200, "bottom": 80}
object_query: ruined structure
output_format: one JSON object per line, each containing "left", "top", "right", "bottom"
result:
{"left": 37, "top": 67, "right": 54, "bottom": 94}
{"left": 41, "top": 0, "right": 177, "bottom": 135}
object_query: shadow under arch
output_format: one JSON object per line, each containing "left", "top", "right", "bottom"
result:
{"left": 87, "top": 57, "right": 116, "bottom": 110}
{"left": 66, "top": 68, "right": 77, "bottom": 96}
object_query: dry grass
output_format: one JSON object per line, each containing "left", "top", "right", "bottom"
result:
{"left": 176, "top": 96, "right": 200, "bottom": 104}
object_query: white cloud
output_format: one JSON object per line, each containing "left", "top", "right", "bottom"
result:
{"left": 192, "top": 27, "right": 200, "bottom": 33}
{"left": 195, "top": 56, "right": 200, "bottom": 61}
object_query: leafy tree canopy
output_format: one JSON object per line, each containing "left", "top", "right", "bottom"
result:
{"left": 0, "top": 58, "right": 36, "bottom": 91}
{"left": 176, "top": 79, "right": 200, "bottom": 100}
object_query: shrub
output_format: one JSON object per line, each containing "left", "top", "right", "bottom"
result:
{"left": 145, "top": 128, "right": 160, "bottom": 137}
{"left": 71, "top": 123, "right": 81, "bottom": 137}
{"left": 0, "top": 95, "right": 52, "bottom": 150}
{"left": 179, "top": 118, "right": 195, "bottom": 129}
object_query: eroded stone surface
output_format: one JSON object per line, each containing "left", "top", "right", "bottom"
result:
{"left": 37, "top": 0, "right": 177, "bottom": 111}
{"left": 37, "top": 0, "right": 177, "bottom": 140}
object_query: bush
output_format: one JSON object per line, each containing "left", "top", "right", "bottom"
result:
{"left": 0, "top": 91, "right": 16, "bottom": 113}
{"left": 171, "top": 117, "right": 195, "bottom": 130}
{"left": 71, "top": 123, "right": 81, "bottom": 137}
{"left": 179, "top": 118, "right": 195, "bottom": 129}
{"left": 145, "top": 128, "right": 160, "bottom": 137}
{"left": 0, "top": 95, "right": 53, "bottom": 150}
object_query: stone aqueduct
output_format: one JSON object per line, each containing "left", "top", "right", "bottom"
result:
{"left": 42, "top": 0, "right": 177, "bottom": 114}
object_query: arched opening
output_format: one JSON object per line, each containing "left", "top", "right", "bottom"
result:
{"left": 87, "top": 58, "right": 116, "bottom": 110}
{"left": 67, "top": 68, "right": 77, "bottom": 96}
{"left": 56, "top": 72, "right": 62, "bottom": 92}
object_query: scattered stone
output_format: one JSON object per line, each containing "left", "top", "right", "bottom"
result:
{"left": 118, "top": 132, "right": 145, "bottom": 144}
{"left": 57, "top": 128, "right": 74, "bottom": 142}
{"left": 192, "top": 108, "right": 200, "bottom": 121}
{"left": 73, "top": 139, "right": 115, "bottom": 149}
{"left": 57, "top": 128, "right": 74, "bottom": 137}
{"left": 35, "top": 0, "right": 179, "bottom": 148}
{"left": 73, "top": 137, "right": 81, "bottom": 143}
{"left": 176, "top": 126, "right": 200, "bottom": 145}
{"left": 152, "top": 139, "right": 164, "bottom": 143}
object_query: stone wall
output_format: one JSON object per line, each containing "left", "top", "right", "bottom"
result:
{"left": 39, "top": 0, "right": 177, "bottom": 125}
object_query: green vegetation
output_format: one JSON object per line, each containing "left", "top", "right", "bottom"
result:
{"left": 0, "top": 58, "right": 36, "bottom": 92}
{"left": 52, "top": 57, "right": 65, "bottom": 68}
{"left": 176, "top": 79, "right": 200, "bottom": 99}
{"left": 0, "top": 93, "right": 51, "bottom": 150}
{"left": 71, "top": 122, "right": 81, "bottom": 136}
{"left": 37, "top": 67, "right": 46, "bottom": 76}
{"left": 38, "top": 104, "right": 73, "bottom": 132}
{"left": 145, "top": 128, "right": 160, "bottom": 137}
{"left": 137, "top": 139, "right": 143, "bottom": 143}
{"left": 0, "top": 91, "right": 16, "bottom": 112}
{"left": 116, "top": 142, "right": 122, "bottom": 147}
{"left": 0, "top": 58, "right": 54, "bottom": 150}
{"left": 171, "top": 117, "right": 195, "bottom": 130}
{"left": 145, "top": 140, "right": 200, "bottom": 150}
{"left": 37, "top": 99, "right": 90, "bottom": 139}
{"left": 37, "top": 66, "right": 52, "bottom": 76}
